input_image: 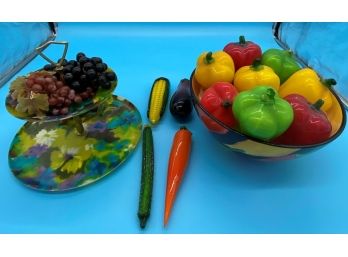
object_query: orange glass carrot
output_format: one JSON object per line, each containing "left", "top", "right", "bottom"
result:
{"left": 164, "top": 126, "right": 192, "bottom": 226}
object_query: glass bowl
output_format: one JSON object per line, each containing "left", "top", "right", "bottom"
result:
{"left": 189, "top": 70, "right": 347, "bottom": 160}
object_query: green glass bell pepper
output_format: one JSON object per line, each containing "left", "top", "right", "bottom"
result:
{"left": 261, "top": 49, "right": 301, "bottom": 84}
{"left": 232, "top": 86, "right": 294, "bottom": 141}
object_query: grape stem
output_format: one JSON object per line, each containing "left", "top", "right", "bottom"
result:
{"left": 73, "top": 116, "right": 85, "bottom": 136}
{"left": 97, "top": 99, "right": 110, "bottom": 116}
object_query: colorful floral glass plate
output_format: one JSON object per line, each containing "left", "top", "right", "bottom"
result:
{"left": 8, "top": 95, "right": 142, "bottom": 192}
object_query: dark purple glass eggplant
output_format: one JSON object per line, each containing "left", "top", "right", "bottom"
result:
{"left": 169, "top": 78, "right": 193, "bottom": 122}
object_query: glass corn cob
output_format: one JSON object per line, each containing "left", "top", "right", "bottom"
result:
{"left": 147, "top": 77, "right": 170, "bottom": 124}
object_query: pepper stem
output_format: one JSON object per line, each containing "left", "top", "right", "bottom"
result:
{"left": 261, "top": 88, "right": 276, "bottom": 103}
{"left": 251, "top": 58, "right": 263, "bottom": 71}
{"left": 205, "top": 52, "right": 214, "bottom": 64}
{"left": 286, "top": 50, "right": 294, "bottom": 57}
{"left": 312, "top": 99, "right": 324, "bottom": 110}
{"left": 239, "top": 35, "right": 246, "bottom": 45}
{"left": 221, "top": 101, "right": 232, "bottom": 108}
{"left": 266, "top": 88, "right": 276, "bottom": 99}
{"left": 322, "top": 78, "right": 337, "bottom": 88}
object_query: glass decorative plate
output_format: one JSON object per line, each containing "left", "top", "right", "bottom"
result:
{"left": 5, "top": 41, "right": 118, "bottom": 122}
{"left": 8, "top": 95, "right": 142, "bottom": 192}
{"left": 5, "top": 70, "right": 117, "bottom": 122}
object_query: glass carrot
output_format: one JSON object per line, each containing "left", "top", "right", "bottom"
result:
{"left": 164, "top": 126, "right": 192, "bottom": 226}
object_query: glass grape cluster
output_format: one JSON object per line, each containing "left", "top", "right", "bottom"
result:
{"left": 8, "top": 52, "right": 117, "bottom": 117}
{"left": 44, "top": 52, "right": 116, "bottom": 93}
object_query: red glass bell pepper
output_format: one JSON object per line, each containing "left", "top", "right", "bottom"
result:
{"left": 223, "top": 35, "right": 262, "bottom": 71}
{"left": 200, "top": 82, "right": 238, "bottom": 132}
{"left": 273, "top": 94, "right": 332, "bottom": 145}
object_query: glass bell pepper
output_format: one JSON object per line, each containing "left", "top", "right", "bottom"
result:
{"left": 232, "top": 86, "right": 294, "bottom": 141}
{"left": 233, "top": 59, "right": 280, "bottom": 92}
{"left": 261, "top": 49, "right": 301, "bottom": 84}
{"left": 273, "top": 94, "right": 332, "bottom": 145}
{"left": 223, "top": 35, "right": 262, "bottom": 71}
{"left": 194, "top": 51, "right": 235, "bottom": 90}
{"left": 200, "top": 81, "right": 239, "bottom": 131}
{"left": 279, "top": 68, "right": 336, "bottom": 112}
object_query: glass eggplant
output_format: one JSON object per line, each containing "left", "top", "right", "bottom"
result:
{"left": 169, "top": 79, "right": 193, "bottom": 122}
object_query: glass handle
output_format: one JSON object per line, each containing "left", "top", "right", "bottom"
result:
{"left": 35, "top": 40, "right": 69, "bottom": 67}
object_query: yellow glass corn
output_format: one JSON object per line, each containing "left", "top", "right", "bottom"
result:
{"left": 147, "top": 77, "right": 170, "bottom": 125}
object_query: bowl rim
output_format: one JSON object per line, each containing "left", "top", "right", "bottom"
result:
{"left": 189, "top": 70, "right": 347, "bottom": 149}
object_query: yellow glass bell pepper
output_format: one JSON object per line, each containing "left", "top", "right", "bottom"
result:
{"left": 279, "top": 68, "right": 336, "bottom": 112}
{"left": 194, "top": 51, "right": 235, "bottom": 90}
{"left": 233, "top": 59, "right": 280, "bottom": 92}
